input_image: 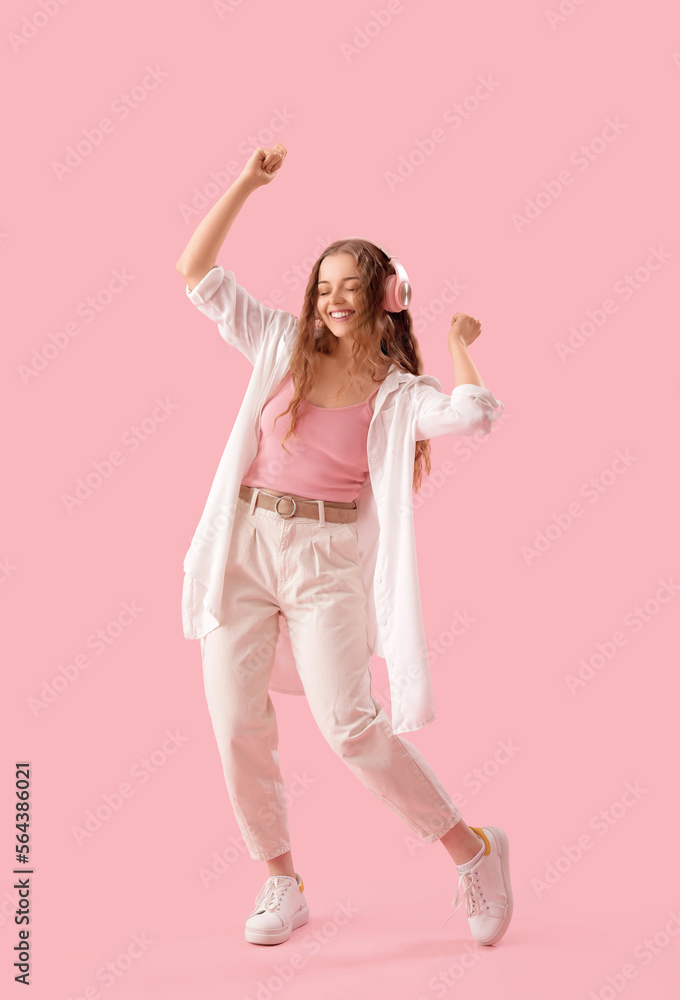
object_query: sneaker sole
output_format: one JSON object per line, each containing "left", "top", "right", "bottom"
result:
{"left": 244, "top": 902, "right": 310, "bottom": 945}
{"left": 476, "top": 826, "right": 513, "bottom": 946}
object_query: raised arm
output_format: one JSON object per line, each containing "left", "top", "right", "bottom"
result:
{"left": 175, "top": 143, "right": 287, "bottom": 291}
{"left": 411, "top": 312, "right": 503, "bottom": 440}
{"left": 448, "top": 313, "right": 485, "bottom": 388}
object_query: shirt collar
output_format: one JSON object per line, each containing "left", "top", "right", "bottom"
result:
{"left": 385, "top": 363, "right": 441, "bottom": 391}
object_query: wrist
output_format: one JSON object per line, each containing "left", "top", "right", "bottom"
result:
{"left": 448, "top": 336, "right": 468, "bottom": 351}
{"left": 235, "top": 173, "right": 260, "bottom": 196}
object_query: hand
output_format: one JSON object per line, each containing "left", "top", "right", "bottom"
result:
{"left": 240, "top": 142, "right": 288, "bottom": 188}
{"left": 448, "top": 312, "right": 482, "bottom": 349}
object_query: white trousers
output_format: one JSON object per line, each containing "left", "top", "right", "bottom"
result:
{"left": 200, "top": 492, "right": 462, "bottom": 861}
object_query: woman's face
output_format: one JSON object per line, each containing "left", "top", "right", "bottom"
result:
{"left": 316, "top": 253, "right": 361, "bottom": 339}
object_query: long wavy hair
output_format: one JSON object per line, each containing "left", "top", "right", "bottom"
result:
{"left": 269, "top": 239, "right": 432, "bottom": 494}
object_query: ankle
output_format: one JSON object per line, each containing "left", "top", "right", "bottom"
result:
{"left": 266, "top": 851, "right": 296, "bottom": 880}
{"left": 440, "top": 822, "right": 485, "bottom": 866}
{"left": 456, "top": 837, "right": 485, "bottom": 871}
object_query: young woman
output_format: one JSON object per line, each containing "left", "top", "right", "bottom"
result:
{"left": 176, "top": 142, "right": 511, "bottom": 948}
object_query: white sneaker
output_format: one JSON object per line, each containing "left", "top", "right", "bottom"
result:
{"left": 444, "top": 826, "right": 513, "bottom": 946}
{"left": 244, "top": 872, "right": 309, "bottom": 945}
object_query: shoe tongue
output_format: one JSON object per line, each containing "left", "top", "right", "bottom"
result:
{"left": 259, "top": 875, "right": 296, "bottom": 906}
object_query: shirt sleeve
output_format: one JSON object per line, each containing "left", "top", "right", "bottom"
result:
{"left": 184, "top": 265, "right": 298, "bottom": 365}
{"left": 411, "top": 382, "right": 504, "bottom": 441}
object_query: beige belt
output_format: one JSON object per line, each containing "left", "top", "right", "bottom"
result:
{"left": 239, "top": 483, "right": 358, "bottom": 523}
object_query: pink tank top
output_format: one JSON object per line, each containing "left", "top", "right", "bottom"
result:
{"left": 242, "top": 371, "right": 379, "bottom": 502}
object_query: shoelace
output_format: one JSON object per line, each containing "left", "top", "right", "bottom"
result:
{"left": 255, "top": 875, "right": 298, "bottom": 914}
{"left": 443, "top": 867, "right": 485, "bottom": 926}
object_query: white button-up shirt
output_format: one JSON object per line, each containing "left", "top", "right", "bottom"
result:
{"left": 181, "top": 266, "right": 503, "bottom": 734}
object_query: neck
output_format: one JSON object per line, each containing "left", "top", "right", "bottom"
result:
{"left": 327, "top": 342, "right": 392, "bottom": 372}
{"left": 329, "top": 344, "right": 355, "bottom": 365}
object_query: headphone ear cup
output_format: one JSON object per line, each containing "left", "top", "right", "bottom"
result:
{"left": 382, "top": 259, "right": 411, "bottom": 312}
{"left": 382, "top": 273, "right": 400, "bottom": 312}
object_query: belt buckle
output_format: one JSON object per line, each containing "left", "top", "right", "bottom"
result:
{"left": 274, "top": 494, "right": 297, "bottom": 519}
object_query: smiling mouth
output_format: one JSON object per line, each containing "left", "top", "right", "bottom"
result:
{"left": 329, "top": 311, "right": 355, "bottom": 322}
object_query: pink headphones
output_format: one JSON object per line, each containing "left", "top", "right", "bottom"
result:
{"left": 315, "top": 237, "right": 411, "bottom": 327}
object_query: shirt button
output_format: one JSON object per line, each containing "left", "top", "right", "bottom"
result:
{"left": 381, "top": 619, "right": 387, "bottom": 626}
{"left": 376, "top": 577, "right": 382, "bottom": 583}
{"left": 371, "top": 458, "right": 377, "bottom": 463}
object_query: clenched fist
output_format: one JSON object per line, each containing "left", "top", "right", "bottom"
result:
{"left": 449, "top": 312, "right": 482, "bottom": 349}
{"left": 240, "top": 142, "right": 288, "bottom": 188}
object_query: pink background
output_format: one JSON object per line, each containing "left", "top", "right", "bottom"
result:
{"left": 3, "top": 0, "right": 679, "bottom": 997}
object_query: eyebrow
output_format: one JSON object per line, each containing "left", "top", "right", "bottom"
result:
{"left": 317, "top": 276, "right": 360, "bottom": 285}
